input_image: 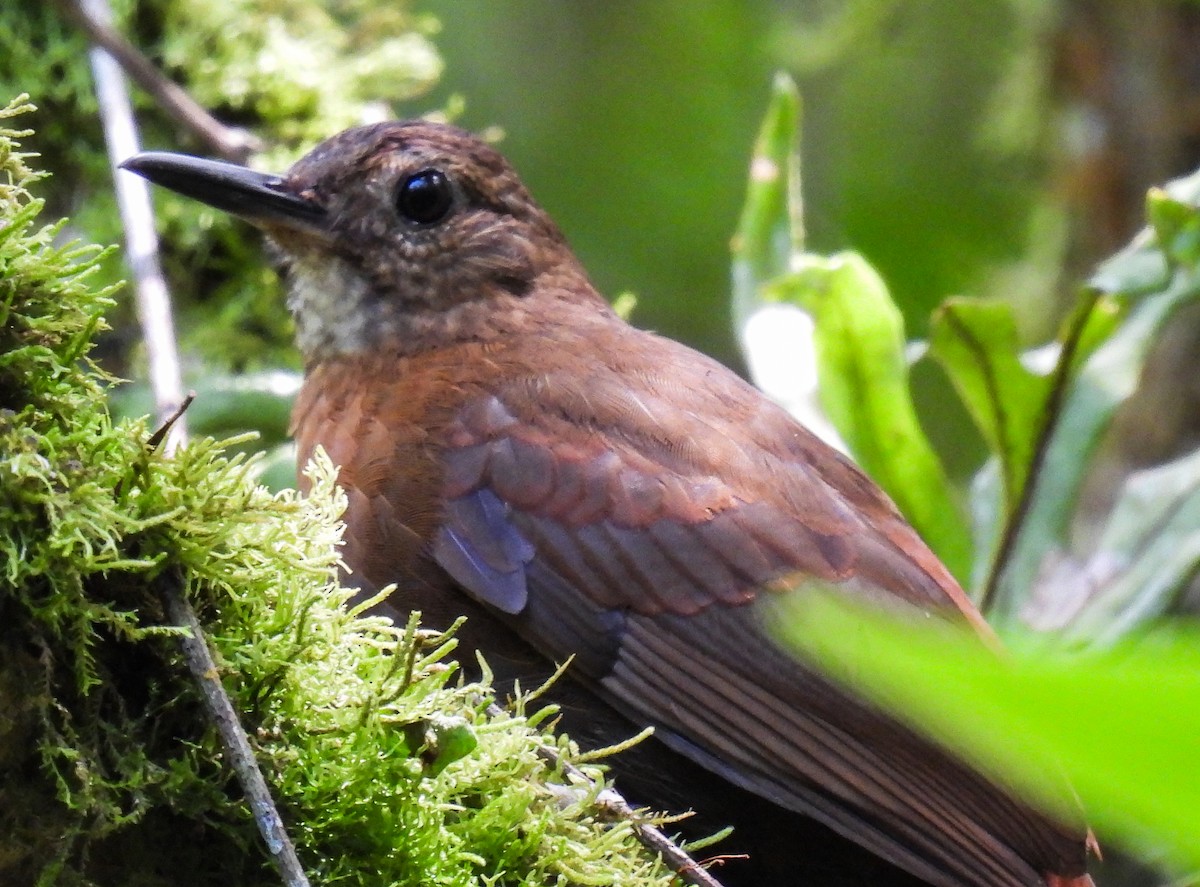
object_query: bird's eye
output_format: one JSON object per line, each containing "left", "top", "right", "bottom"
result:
{"left": 395, "top": 168, "right": 454, "bottom": 225}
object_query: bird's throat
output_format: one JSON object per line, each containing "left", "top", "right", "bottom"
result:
{"left": 284, "top": 250, "right": 578, "bottom": 364}
{"left": 286, "top": 253, "right": 383, "bottom": 362}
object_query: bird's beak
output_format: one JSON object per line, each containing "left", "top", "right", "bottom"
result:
{"left": 120, "top": 152, "right": 327, "bottom": 233}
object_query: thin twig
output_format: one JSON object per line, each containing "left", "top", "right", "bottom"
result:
{"left": 146, "top": 391, "right": 195, "bottom": 451}
{"left": 487, "top": 702, "right": 727, "bottom": 887}
{"left": 162, "top": 573, "right": 311, "bottom": 887}
{"left": 55, "top": 0, "right": 259, "bottom": 162}
{"left": 82, "top": 0, "right": 188, "bottom": 453}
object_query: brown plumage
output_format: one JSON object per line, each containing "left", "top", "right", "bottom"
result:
{"left": 123, "top": 122, "right": 1094, "bottom": 887}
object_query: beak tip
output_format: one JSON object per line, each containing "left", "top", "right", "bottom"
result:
{"left": 116, "top": 152, "right": 167, "bottom": 179}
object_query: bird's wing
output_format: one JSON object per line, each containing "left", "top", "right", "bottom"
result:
{"left": 434, "top": 332, "right": 982, "bottom": 629}
{"left": 429, "top": 338, "right": 1087, "bottom": 887}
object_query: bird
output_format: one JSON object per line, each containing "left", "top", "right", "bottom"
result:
{"left": 122, "top": 121, "right": 1094, "bottom": 887}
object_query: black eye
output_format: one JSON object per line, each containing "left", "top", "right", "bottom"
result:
{"left": 395, "top": 168, "right": 454, "bottom": 225}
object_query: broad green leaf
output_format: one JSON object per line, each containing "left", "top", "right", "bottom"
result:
{"left": 775, "top": 593, "right": 1200, "bottom": 871}
{"left": 928, "top": 298, "right": 1050, "bottom": 512}
{"left": 992, "top": 270, "right": 1200, "bottom": 626}
{"left": 772, "top": 253, "right": 972, "bottom": 582}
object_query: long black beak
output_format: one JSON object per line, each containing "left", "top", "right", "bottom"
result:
{"left": 120, "top": 152, "right": 326, "bottom": 231}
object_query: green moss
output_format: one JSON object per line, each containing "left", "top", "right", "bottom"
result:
{"left": 0, "top": 98, "right": 674, "bottom": 887}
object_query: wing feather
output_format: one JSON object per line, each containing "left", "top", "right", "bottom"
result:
{"left": 427, "top": 366, "right": 1085, "bottom": 887}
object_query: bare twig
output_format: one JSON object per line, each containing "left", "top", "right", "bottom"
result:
{"left": 487, "top": 702, "right": 728, "bottom": 887}
{"left": 81, "top": 0, "right": 188, "bottom": 453}
{"left": 162, "top": 574, "right": 311, "bottom": 887}
{"left": 146, "top": 391, "right": 195, "bottom": 451}
{"left": 55, "top": 0, "right": 259, "bottom": 162}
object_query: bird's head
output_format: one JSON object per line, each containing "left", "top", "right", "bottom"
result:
{"left": 123, "top": 121, "right": 593, "bottom": 363}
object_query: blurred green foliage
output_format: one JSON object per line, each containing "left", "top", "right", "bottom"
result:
{"left": 778, "top": 594, "right": 1200, "bottom": 876}
{"left": 0, "top": 0, "right": 441, "bottom": 375}
{"left": 418, "top": 1, "right": 1063, "bottom": 376}
{"left": 738, "top": 75, "right": 1200, "bottom": 636}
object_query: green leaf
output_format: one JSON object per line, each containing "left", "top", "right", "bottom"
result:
{"left": 928, "top": 298, "right": 1049, "bottom": 513}
{"left": 967, "top": 458, "right": 1004, "bottom": 595}
{"left": 733, "top": 76, "right": 846, "bottom": 448}
{"left": 1148, "top": 183, "right": 1200, "bottom": 269}
{"left": 774, "top": 592, "right": 1200, "bottom": 871}
{"left": 772, "top": 253, "right": 972, "bottom": 582}
{"left": 1035, "top": 448, "right": 1200, "bottom": 643}
{"left": 992, "top": 270, "right": 1200, "bottom": 626}
{"left": 1064, "top": 291, "right": 1125, "bottom": 367}
{"left": 990, "top": 175, "right": 1200, "bottom": 628}
{"left": 730, "top": 72, "right": 803, "bottom": 333}
{"left": 403, "top": 715, "right": 479, "bottom": 777}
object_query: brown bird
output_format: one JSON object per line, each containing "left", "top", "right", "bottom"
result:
{"left": 122, "top": 121, "right": 1094, "bottom": 887}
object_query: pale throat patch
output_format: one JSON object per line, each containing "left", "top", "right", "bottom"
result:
{"left": 286, "top": 253, "right": 377, "bottom": 360}
{"left": 285, "top": 250, "right": 533, "bottom": 362}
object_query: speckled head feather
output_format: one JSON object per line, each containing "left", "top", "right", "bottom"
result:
{"left": 263, "top": 122, "right": 599, "bottom": 362}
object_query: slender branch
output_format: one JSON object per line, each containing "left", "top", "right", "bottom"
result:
{"left": 146, "top": 391, "right": 195, "bottom": 451}
{"left": 162, "top": 574, "right": 311, "bottom": 887}
{"left": 82, "top": 0, "right": 188, "bottom": 453}
{"left": 487, "top": 702, "right": 728, "bottom": 887}
{"left": 55, "top": 0, "right": 260, "bottom": 162}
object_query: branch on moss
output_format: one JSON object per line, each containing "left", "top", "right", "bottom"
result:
{"left": 55, "top": 0, "right": 260, "bottom": 162}
{"left": 82, "top": 13, "right": 307, "bottom": 875}
{"left": 161, "top": 571, "right": 311, "bottom": 887}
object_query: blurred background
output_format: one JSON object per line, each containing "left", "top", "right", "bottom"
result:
{"left": 419, "top": 1, "right": 1198, "bottom": 353}
{"left": 415, "top": 0, "right": 1200, "bottom": 481}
